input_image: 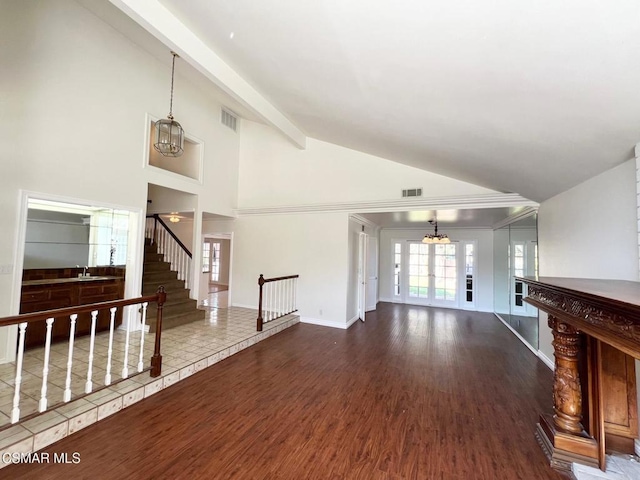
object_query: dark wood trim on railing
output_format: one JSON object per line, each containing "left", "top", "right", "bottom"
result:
{"left": 150, "top": 286, "right": 167, "bottom": 377}
{"left": 146, "top": 214, "right": 192, "bottom": 258}
{"left": 0, "top": 287, "right": 167, "bottom": 377}
{"left": 261, "top": 274, "right": 299, "bottom": 283}
{"left": 256, "top": 274, "right": 299, "bottom": 331}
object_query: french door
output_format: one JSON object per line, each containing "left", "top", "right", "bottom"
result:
{"left": 404, "top": 242, "right": 458, "bottom": 308}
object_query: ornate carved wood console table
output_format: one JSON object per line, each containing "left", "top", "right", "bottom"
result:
{"left": 519, "top": 276, "right": 639, "bottom": 472}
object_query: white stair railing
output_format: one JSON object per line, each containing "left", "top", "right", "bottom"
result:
{"left": 4, "top": 289, "right": 167, "bottom": 424}
{"left": 257, "top": 274, "right": 299, "bottom": 331}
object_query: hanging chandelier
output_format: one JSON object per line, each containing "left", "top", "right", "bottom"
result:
{"left": 154, "top": 52, "right": 184, "bottom": 157}
{"left": 422, "top": 219, "right": 450, "bottom": 244}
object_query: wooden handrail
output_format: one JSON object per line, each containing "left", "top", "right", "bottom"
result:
{"left": 0, "top": 293, "right": 161, "bottom": 327}
{"left": 0, "top": 287, "right": 166, "bottom": 378}
{"left": 257, "top": 274, "right": 299, "bottom": 331}
{"left": 260, "top": 274, "right": 299, "bottom": 283}
{"left": 146, "top": 214, "right": 192, "bottom": 258}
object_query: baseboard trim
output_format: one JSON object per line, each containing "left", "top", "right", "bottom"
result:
{"left": 494, "top": 313, "right": 538, "bottom": 357}
{"left": 301, "top": 317, "right": 350, "bottom": 329}
{"left": 231, "top": 303, "right": 257, "bottom": 310}
{"left": 538, "top": 351, "right": 554, "bottom": 371}
{"left": 346, "top": 315, "right": 360, "bottom": 329}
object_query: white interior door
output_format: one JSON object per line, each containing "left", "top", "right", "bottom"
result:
{"left": 357, "top": 232, "right": 367, "bottom": 321}
{"left": 365, "top": 236, "right": 378, "bottom": 312}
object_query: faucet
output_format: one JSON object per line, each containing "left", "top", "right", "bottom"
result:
{"left": 83, "top": 266, "right": 89, "bottom": 277}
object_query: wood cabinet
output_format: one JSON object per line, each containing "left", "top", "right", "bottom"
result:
{"left": 519, "top": 276, "right": 640, "bottom": 472}
{"left": 20, "top": 277, "right": 124, "bottom": 349}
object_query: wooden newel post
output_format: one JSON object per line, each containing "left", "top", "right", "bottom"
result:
{"left": 549, "top": 315, "right": 584, "bottom": 434}
{"left": 257, "top": 274, "right": 265, "bottom": 332}
{"left": 150, "top": 286, "right": 166, "bottom": 377}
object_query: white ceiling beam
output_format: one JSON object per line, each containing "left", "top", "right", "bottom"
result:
{"left": 108, "top": 0, "right": 307, "bottom": 149}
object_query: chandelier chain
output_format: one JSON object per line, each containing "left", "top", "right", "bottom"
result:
{"left": 168, "top": 52, "right": 177, "bottom": 119}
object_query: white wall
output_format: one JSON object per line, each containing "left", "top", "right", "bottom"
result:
{"left": 378, "top": 228, "right": 494, "bottom": 312}
{"left": 0, "top": 0, "right": 241, "bottom": 360}
{"left": 538, "top": 158, "right": 639, "bottom": 433}
{"left": 0, "top": 0, "right": 240, "bottom": 317}
{"left": 238, "top": 121, "right": 498, "bottom": 209}
{"left": 204, "top": 213, "right": 350, "bottom": 327}
{"left": 537, "top": 159, "right": 638, "bottom": 360}
{"left": 216, "top": 239, "right": 231, "bottom": 285}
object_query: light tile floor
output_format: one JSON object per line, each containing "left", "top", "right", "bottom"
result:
{"left": 0, "top": 303, "right": 299, "bottom": 467}
{"left": 573, "top": 453, "right": 640, "bottom": 480}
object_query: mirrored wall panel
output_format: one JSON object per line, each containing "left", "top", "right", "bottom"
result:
{"left": 25, "top": 199, "right": 130, "bottom": 269}
{"left": 493, "top": 213, "right": 539, "bottom": 350}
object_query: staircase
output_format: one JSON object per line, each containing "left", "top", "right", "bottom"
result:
{"left": 143, "top": 239, "right": 205, "bottom": 332}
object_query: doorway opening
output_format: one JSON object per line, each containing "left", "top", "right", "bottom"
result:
{"left": 201, "top": 234, "right": 232, "bottom": 309}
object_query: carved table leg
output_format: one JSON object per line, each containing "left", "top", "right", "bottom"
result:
{"left": 549, "top": 316, "right": 584, "bottom": 434}
{"left": 534, "top": 315, "right": 599, "bottom": 472}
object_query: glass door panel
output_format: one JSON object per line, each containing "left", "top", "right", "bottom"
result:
{"left": 403, "top": 242, "right": 458, "bottom": 307}
{"left": 408, "top": 243, "right": 429, "bottom": 298}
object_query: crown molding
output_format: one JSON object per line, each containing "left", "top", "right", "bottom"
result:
{"left": 492, "top": 206, "right": 538, "bottom": 230}
{"left": 236, "top": 193, "right": 538, "bottom": 217}
{"left": 349, "top": 214, "right": 380, "bottom": 230}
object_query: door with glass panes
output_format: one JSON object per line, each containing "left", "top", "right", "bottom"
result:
{"left": 404, "top": 242, "right": 458, "bottom": 307}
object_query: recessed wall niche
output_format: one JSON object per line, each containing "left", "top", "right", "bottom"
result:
{"left": 147, "top": 119, "right": 203, "bottom": 182}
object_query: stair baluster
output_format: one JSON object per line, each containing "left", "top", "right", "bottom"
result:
{"left": 38, "top": 318, "right": 55, "bottom": 412}
{"left": 63, "top": 314, "right": 78, "bottom": 401}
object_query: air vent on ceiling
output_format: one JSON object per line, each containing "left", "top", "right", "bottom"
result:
{"left": 221, "top": 108, "right": 238, "bottom": 132}
{"left": 402, "top": 188, "right": 423, "bottom": 198}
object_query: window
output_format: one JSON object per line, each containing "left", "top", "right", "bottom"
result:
{"left": 202, "top": 242, "right": 211, "bottom": 273}
{"left": 513, "top": 242, "right": 525, "bottom": 307}
{"left": 89, "top": 209, "right": 129, "bottom": 266}
{"left": 211, "top": 242, "right": 221, "bottom": 282}
{"left": 393, "top": 243, "right": 402, "bottom": 295}
{"left": 434, "top": 244, "right": 456, "bottom": 301}
{"left": 408, "top": 243, "right": 430, "bottom": 298}
{"left": 465, "top": 243, "right": 474, "bottom": 303}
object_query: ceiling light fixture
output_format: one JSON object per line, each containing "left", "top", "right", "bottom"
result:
{"left": 422, "top": 219, "right": 450, "bottom": 244}
{"left": 154, "top": 52, "right": 184, "bottom": 157}
{"left": 169, "top": 215, "right": 180, "bottom": 223}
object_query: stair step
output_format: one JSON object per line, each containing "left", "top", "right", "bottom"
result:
{"left": 146, "top": 299, "right": 199, "bottom": 317}
{"left": 143, "top": 261, "right": 171, "bottom": 272}
{"left": 144, "top": 281, "right": 188, "bottom": 292}
{"left": 149, "top": 309, "right": 206, "bottom": 332}
{"left": 142, "top": 237, "right": 203, "bottom": 332}
{"left": 143, "top": 270, "right": 178, "bottom": 282}
{"left": 144, "top": 252, "right": 164, "bottom": 263}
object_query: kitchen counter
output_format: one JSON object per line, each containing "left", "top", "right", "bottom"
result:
{"left": 22, "top": 276, "right": 121, "bottom": 287}
{"left": 20, "top": 276, "right": 125, "bottom": 348}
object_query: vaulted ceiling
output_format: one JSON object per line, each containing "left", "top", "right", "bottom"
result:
{"left": 111, "top": 0, "right": 640, "bottom": 202}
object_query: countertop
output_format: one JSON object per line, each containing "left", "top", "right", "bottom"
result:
{"left": 22, "top": 276, "right": 122, "bottom": 287}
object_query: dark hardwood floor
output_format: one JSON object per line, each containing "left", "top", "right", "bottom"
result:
{"left": 4, "top": 303, "right": 565, "bottom": 480}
